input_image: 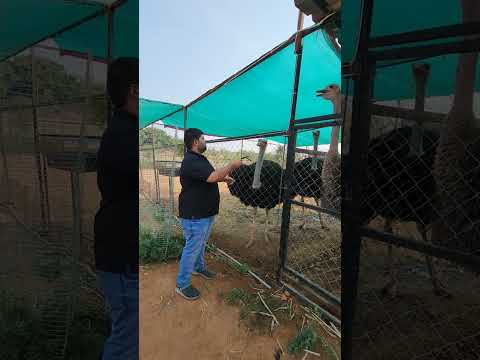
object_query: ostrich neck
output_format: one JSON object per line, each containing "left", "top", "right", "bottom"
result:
{"left": 449, "top": 52, "right": 478, "bottom": 129}
{"left": 328, "top": 97, "right": 341, "bottom": 154}
{"left": 448, "top": 0, "right": 480, "bottom": 132}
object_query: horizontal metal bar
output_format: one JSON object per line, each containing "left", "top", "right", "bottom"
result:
{"left": 370, "top": 103, "right": 450, "bottom": 123}
{"left": 0, "top": 96, "right": 105, "bottom": 112}
{"left": 280, "top": 279, "right": 341, "bottom": 327}
{"left": 284, "top": 266, "right": 341, "bottom": 306}
{"left": 205, "top": 130, "right": 287, "bottom": 144}
{"left": 39, "top": 134, "right": 101, "bottom": 140}
{"left": 294, "top": 120, "right": 342, "bottom": 131}
{"left": 370, "top": 21, "right": 480, "bottom": 49}
{"left": 294, "top": 113, "right": 342, "bottom": 124}
{"left": 370, "top": 37, "right": 480, "bottom": 62}
{"left": 361, "top": 227, "right": 480, "bottom": 271}
{"left": 294, "top": 148, "right": 326, "bottom": 157}
{"left": 290, "top": 199, "right": 340, "bottom": 218}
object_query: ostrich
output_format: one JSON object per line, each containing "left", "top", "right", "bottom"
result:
{"left": 361, "top": 127, "right": 445, "bottom": 297}
{"left": 292, "top": 156, "right": 325, "bottom": 229}
{"left": 228, "top": 140, "right": 286, "bottom": 248}
{"left": 431, "top": 0, "right": 480, "bottom": 267}
{"left": 317, "top": 84, "right": 341, "bottom": 215}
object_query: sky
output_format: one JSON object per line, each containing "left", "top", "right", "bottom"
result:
{"left": 140, "top": 0, "right": 313, "bottom": 104}
{"left": 140, "top": 1, "right": 318, "bottom": 151}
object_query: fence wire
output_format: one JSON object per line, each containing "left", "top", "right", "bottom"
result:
{"left": 139, "top": 127, "right": 183, "bottom": 263}
{"left": 0, "top": 44, "right": 107, "bottom": 359}
{"left": 347, "top": 56, "right": 480, "bottom": 359}
{"left": 140, "top": 123, "right": 342, "bottom": 309}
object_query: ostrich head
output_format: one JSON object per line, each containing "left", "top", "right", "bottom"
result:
{"left": 317, "top": 84, "right": 340, "bottom": 102}
{"left": 317, "top": 84, "right": 341, "bottom": 155}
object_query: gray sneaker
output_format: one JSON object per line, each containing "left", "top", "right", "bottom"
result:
{"left": 192, "top": 269, "right": 216, "bottom": 280}
{"left": 175, "top": 285, "right": 200, "bottom": 300}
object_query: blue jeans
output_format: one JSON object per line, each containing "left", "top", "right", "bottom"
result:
{"left": 176, "top": 216, "right": 215, "bottom": 289}
{"left": 97, "top": 270, "right": 139, "bottom": 360}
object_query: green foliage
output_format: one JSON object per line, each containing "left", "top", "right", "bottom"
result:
{"left": 225, "top": 288, "right": 252, "bottom": 306}
{"left": 0, "top": 293, "right": 55, "bottom": 360}
{"left": 65, "top": 314, "right": 108, "bottom": 360}
{"left": 139, "top": 225, "right": 184, "bottom": 264}
{"left": 232, "top": 261, "right": 250, "bottom": 275}
{"left": 139, "top": 127, "right": 183, "bottom": 147}
{"left": 287, "top": 327, "right": 317, "bottom": 354}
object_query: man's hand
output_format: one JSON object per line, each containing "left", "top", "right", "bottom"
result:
{"left": 223, "top": 175, "right": 235, "bottom": 186}
{"left": 230, "top": 160, "right": 242, "bottom": 170}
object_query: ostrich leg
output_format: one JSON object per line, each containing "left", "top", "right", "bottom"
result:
{"left": 382, "top": 219, "right": 398, "bottom": 298}
{"left": 246, "top": 207, "right": 258, "bottom": 248}
{"left": 417, "top": 223, "right": 452, "bottom": 298}
{"left": 314, "top": 198, "right": 326, "bottom": 229}
{"left": 299, "top": 197, "right": 308, "bottom": 230}
{"left": 264, "top": 208, "right": 271, "bottom": 243}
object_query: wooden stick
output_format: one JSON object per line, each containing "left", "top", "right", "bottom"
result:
{"left": 304, "top": 350, "right": 321, "bottom": 357}
{"left": 258, "top": 293, "right": 279, "bottom": 326}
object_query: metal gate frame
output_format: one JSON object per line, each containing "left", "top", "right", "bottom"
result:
{"left": 276, "top": 16, "right": 342, "bottom": 328}
{"left": 342, "top": 1, "right": 480, "bottom": 359}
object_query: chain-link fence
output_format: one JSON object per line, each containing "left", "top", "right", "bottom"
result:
{"left": 283, "top": 130, "right": 341, "bottom": 300}
{"left": 138, "top": 123, "right": 342, "bottom": 299}
{"left": 139, "top": 125, "right": 183, "bottom": 263}
{"left": 343, "top": 30, "right": 480, "bottom": 359}
{"left": 0, "top": 43, "right": 108, "bottom": 359}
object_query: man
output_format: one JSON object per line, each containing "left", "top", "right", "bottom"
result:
{"left": 94, "top": 57, "right": 139, "bottom": 360}
{"left": 176, "top": 128, "right": 241, "bottom": 300}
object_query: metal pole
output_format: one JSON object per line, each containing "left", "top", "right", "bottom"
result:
{"left": 0, "top": 111, "right": 12, "bottom": 206}
{"left": 341, "top": 1, "right": 375, "bottom": 358}
{"left": 31, "top": 47, "right": 48, "bottom": 233}
{"left": 277, "top": 10, "right": 304, "bottom": 281}
{"left": 183, "top": 107, "right": 187, "bottom": 153}
{"left": 70, "top": 50, "right": 92, "bottom": 318}
{"left": 150, "top": 125, "right": 160, "bottom": 203}
{"left": 106, "top": 6, "right": 114, "bottom": 126}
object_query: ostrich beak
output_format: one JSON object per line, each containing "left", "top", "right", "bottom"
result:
{"left": 316, "top": 89, "right": 327, "bottom": 96}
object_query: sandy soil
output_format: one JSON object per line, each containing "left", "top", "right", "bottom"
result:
{"left": 140, "top": 258, "right": 339, "bottom": 360}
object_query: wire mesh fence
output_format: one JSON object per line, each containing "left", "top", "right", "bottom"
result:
{"left": 0, "top": 44, "right": 108, "bottom": 359}
{"left": 285, "top": 160, "right": 341, "bottom": 299}
{"left": 139, "top": 122, "right": 342, "bottom": 312}
{"left": 139, "top": 127, "right": 184, "bottom": 263}
{"left": 345, "top": 53, "right": 480, "bottom": 359}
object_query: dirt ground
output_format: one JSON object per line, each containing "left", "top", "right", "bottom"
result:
{"left": 350, "top": 219, "right": 480, "bottom": 360}
{"left": 140, "top": 258, "right": 339, "bottom": 360}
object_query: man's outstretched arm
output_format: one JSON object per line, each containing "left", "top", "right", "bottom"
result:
{"left": 206, "top": 160, "right": 242, "bottom": 183}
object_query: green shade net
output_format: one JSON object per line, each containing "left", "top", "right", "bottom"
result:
{"left": 153, "top": 27, "right": 340, "bottom": 147}
{"left": 342, "top": 1, "right": 480, "bottom": 100}
{"left": 56, "top": 0, "right": 139, "bottom": 59}
{"left": 1, "top": 0, "right": 138, "bottom": 62}
{"left": 140, "top": 98, "right": 183, "bottom": 129}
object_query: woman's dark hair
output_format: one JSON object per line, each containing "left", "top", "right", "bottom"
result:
{"left": 107, "top": 57, "right": 139, "bottom": 108}
{"left": 184, "top": 128, "right": 203, "bottom": 150}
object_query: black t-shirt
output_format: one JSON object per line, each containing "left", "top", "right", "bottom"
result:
{"left": 178, "top": 150, "right": 220, "bottom": 219}
{"left": 94, "top": 109, "right": 139, "bottom": 273}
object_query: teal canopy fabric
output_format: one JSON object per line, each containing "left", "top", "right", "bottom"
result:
{"left": 0, "top": 0, "right": 138, "bottom": 62}
{"left": 140, "top": 98, "right": 183, "bottom": 129}
{"left": 152, "top": 27, "right": 340, "bottom": 147}
{"left": 342, "top": 1, "right": 480, "bottom": 100}
{"left": 56, "top": 0, "right": 138, "bottom": 60}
